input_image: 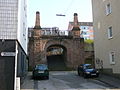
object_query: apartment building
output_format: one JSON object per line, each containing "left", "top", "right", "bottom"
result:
{"left": 92, "top": 0, "right": 120, "bottom": 77}
{"left": 0, "top": 0, "right": 28, "bottom": 90}
{"left": 68, "top": 22, "right": 93, "bottom": 40}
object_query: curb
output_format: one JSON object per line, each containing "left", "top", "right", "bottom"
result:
{"left": 96, "top": 77, "right": 119, "bottom": 88}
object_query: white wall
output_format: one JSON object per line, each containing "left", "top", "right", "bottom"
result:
{"left": 17, "top": 0, "right": 28, "bottom": 54}
{"left": 0, "top": 0, "right": 18, "bottom": 39}
{"left": 92, "top": 0, "right": 120, "bottom": 74}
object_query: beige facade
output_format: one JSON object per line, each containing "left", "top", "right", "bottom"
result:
{"left": 92, "top": 0, "right": 120, "bottom": 75}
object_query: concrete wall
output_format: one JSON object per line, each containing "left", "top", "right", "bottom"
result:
{"left": 92, "top": 0, "right": 120, "bottom": 75}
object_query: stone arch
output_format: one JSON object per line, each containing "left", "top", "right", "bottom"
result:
{"left": 44, "top": 39, "right": 72, "bottom": 69}
{"left": 28, "top": 12, "right": 85, "bottom": 70}
{"left": 28, "top": 36, "right": 84, "bottom": 69}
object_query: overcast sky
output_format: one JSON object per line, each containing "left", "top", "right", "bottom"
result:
{"left": 27, "top": 0, "right": 93, "bottom": 30}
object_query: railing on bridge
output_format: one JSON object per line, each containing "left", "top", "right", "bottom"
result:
{"left": 41, "top": 29, "right": 69, "bottom": 36}
{"left": 28, "top": 27, "right": 73, "bottom": 37}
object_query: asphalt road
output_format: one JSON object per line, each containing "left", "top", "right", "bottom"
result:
{"left": 21, "top": 71, "right": 115, "bottom": 90}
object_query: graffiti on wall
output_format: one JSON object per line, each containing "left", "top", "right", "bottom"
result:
{"left": 95, "top": 58, "right": 103, "bottom": 69}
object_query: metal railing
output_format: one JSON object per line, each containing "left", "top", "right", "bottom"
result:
{"left": 28, "top": 28, "right": 73, "bottom": 37}
{"left": 41, "top": 29, "right": 69, "bottom": 36}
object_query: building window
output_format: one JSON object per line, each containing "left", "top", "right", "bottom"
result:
{"left": 109, "top": 52, "right": 115, "bottom": 64}
{"left": 108, "top": 26, "right": 113, "bottom": 39}
{"left": 106, "top": 3, "right": 112, "bottom": 15}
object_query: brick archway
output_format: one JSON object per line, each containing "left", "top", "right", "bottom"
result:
{"left": 44, "top": 40, "right": 70, "bottom": 68}
{"left": 45, "top": 43, "right": 67, "bottom": 70}
{"left": 28, "top": 35, "right": 85, "bottom": 69}
{"left": 28, "top": 12, "right": 85, "bottom": 70}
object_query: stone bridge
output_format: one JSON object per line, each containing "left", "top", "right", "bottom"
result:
{"left": 28, "top": 12, "right": 85, "bottom": 70}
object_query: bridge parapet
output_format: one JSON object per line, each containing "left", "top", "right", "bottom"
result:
{"left": 41, "top": 29, "right": 69, "bottom": 36}
{"left": 28, "top": 27, "right": 80, "bottom": 38}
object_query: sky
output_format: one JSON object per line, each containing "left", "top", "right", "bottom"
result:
{"left": 27, "top": 0, "right": 93, "bottom": 30}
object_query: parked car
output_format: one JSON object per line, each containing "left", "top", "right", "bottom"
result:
{"left": 32, "top": 64, "right": 49, "bottom": 79}
{"left": 77, "top": 64, "right": 99, "bottom": 78}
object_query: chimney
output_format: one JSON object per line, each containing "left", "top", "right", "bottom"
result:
{"left": 72, "top": 13, "right": 80, "bottom": 30}
{"left": 34, "top": 11, "right": 41, "bottom": 29}
{"left": 71, "top": 13, "right": 80, "bottom": 38}
{"left": 73, "top": 13, "right": 79, "bottom": 27}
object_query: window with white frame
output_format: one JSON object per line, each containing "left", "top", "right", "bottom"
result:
{"left": 108, "top": 26, "right": 113, "bottom": 39}
{"left": 109, "top": 52, "right": 115, "bottom": 64}
{"left": 106, "top": 3, "right": 112, "bottom": 15}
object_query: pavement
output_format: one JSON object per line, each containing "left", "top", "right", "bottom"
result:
{"left": 96, "top": 74, "right": 120, "bottom": 88}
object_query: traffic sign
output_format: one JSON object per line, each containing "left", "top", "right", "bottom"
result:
{"left": 1, "top": 52, "right": 16, "bottom": 56}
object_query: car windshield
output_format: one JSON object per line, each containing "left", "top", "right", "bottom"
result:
{"left": 35, "top": 64, "right": 48, "bottom": 70}
{"left": 85, "top": 65, "right": 93, "bottom": 69}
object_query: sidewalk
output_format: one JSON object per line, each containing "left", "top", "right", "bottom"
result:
{"left": 96, "top": 74, "right": 120, "bottom": 88}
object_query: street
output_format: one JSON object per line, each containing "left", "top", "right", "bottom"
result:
{"left": 21, "top": 71, "right": 115, "bottom": 90}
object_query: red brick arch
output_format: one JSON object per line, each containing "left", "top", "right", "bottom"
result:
{"left": 44, "top": 39, "right": 71, "bottom": 67}
{"left": 29, "top": 36, "right": 85, "bottom": 69}
{"left": 28, "top": 12, "right": 85, "bottom": 69}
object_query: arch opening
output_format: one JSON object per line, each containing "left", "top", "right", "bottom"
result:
{"left": 46, "top": 44, "right": 68, "bottom": 71}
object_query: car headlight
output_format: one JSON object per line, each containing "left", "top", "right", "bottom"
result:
{"left": 86, "top": 72, "right": 90, "bottom": 74}
{"left": 96, "top": 71, "right": 99, "bottom": 73}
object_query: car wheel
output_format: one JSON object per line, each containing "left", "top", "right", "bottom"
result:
{"left": 78, "top": 71, "right": 80, "bottom": 76}
{"left": 32, "top": 75, "right": 35, "bottom": 79}
{"left": 33, "top": 76, "right": 36, "bottom": 80}
{"left": 83, "top": 73, "right": 87, "bottom": 78}
{"left": 46, "top": 76, "right": 49, "bottom": 79}
{"left": 96, "top": 74, "right": 99, "bottom": 78}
